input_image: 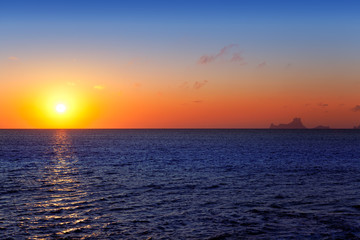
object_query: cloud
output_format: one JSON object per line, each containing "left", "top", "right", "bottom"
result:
{"left": 231, "top": 53, "right": 245, "bottom": 63}
{"left": 94, "top": 85, "right": 105, "bottom": 90}
{"left": 257, "top": 61, "right": 266, "bottom": 69}
{"left": 217, "top": 44, "right": 237, "bottom": 56}
{"left": 198, "top": 55, "right": 215, "bottom": 64}
{"left": 193, "top": 80, "right": 208, "bottom": 90}
{"left": 193, "top": 100, "right": 203, "bottom": 103}
{"left": 351, "top": 105, "right": 360, "bottom": 112}
{"left": 318, "top": 103, "right": 328, "bottom": 108}
{"left": 179, "top": 81, "right": 189, "bottom": 90}
{"left": 8, "top": 56, "right": 18, "bottom": 61}
{"left": 198, "top": 44, "right": 238, "bottom": 64}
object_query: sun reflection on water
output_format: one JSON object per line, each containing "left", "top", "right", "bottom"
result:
{"left": 20, "top": 130, "right": 101, "bottom": 239}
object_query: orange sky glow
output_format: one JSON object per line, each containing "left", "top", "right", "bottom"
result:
{"left": 1, "top": 1, "right": 360, "bottom": 129}
{"left": 1, "top": 57, "right": 360, "bottom": 129}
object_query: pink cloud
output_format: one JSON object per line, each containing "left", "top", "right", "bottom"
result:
{"left": 193, "top": 80, "right": 208, "bottom": 90}
{"left": 179, "top": 81, "right": 189, "bottom": 89}
{"left": 231, "top": 53, "right": 243, "bottom": 62}
{"left": 231, "top": 53, "right": 247, "bottom": 65}
{"left": 198, "top": 55, "right": 215, "bottom": 64}
{"left": 198, "top": 44, "right": 238, "bottom": 64}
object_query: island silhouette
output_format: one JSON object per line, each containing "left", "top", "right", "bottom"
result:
{"left": 270, "top": 118, "right": 330, "bottom": 129}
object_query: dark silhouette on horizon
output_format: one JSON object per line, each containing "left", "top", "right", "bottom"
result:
{"left": 270, "top": 118, "right": 330, "bottom": 129}
{"left": 270, "top": 118, "right": 306, "bottom": 129}
{"left": 313, "top": 125, "right": 330, "bottom": 129}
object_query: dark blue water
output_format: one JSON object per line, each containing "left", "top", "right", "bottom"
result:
{"left": 1, "top": 130, "right": 360, "bottom": 239}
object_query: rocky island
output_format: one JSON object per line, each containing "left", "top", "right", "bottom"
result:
{"left": 270, "top": 118, "right": 330, "bottom": 129}
{"left": 270, "top": 118, "right": 306, "bottom": 129}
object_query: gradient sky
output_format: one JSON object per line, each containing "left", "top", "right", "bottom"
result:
{"left": 1, "top": 0, "right": 360, "bottom": 128}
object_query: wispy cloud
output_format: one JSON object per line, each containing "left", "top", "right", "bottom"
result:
{"left": 198, "top": 55, "right": 215, "bottom": 65}
{"left": 179, "top": 80, "right": 208, "bottom": 90}
{"left": 179, "top": 81, "right": 189, "bottom": 90}
{"left": 257, "top": 61, "right": 266, "bottom": 69}
{"left": 351, "top": 105, "right": 360, "bottom": 112}
{"left": 230, "top": 53, "right": 246, "bottom": 64}
{"left": 94, "top": 85, "right": 105, "bottom": 90}
{"left": 8, "top": 56, "right": 18, "bottom": 61}
{"left": 193, "top": 80, "right": 208, "bottom": 90}
{"left": 198, "top": 44, "right": 239, "bottom": 64}
{"left": 193, "top": 100, "right": 203, "bottom": 103}
{"left": 319, "top": 103, "right": 328, "bottom": 108}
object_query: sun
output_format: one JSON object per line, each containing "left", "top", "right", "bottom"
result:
{"left": 55, "top": 103, "right": 67, "bottom": 113}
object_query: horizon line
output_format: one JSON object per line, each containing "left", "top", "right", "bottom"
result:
{"left": 0, "top": 128, "right": 359, "bottom": 130}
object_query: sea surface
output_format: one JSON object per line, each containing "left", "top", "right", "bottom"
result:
{"left": 1, "top": 129, "right": 360, "bottom": 239}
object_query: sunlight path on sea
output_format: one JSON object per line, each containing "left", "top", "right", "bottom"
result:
{"left": 17, "top": 130, "right": 102, "bottom": 239}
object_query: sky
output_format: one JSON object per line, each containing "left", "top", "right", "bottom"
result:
{"left": 1, "top": 0, "right": 360, "bottom": 128}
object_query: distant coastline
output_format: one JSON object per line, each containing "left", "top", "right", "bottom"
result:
{"left": 1, "top": 127, "right": 360, "bottom": 131}
{"left": 270, "top": 118, "right": 330, "bottom": 129}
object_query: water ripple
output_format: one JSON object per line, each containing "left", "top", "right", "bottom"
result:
{"left": 1, "top": 129, "right": 360, "bottom": 239}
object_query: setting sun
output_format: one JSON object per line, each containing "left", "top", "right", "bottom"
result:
{"left": 56, "top": 104, "right": 67, "bottom": 113}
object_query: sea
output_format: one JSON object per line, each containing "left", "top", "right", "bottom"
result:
{"left": 1, "top": 129, "right": 360, "bottom": 239}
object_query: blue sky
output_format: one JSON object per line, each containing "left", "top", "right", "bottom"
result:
{"left": 2, "top": 0, "right": 360, "bottom": 25}
{"left": 2, "top": 0, "right": 359, "bottom": 57}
